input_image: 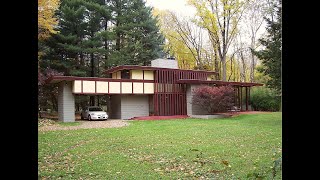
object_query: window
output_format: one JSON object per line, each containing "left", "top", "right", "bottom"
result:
{"left": 89, "top": 107, "right": 103, "bottom": 111}
{"left": 121, "top": 70, "right": 130, "bottom": 79}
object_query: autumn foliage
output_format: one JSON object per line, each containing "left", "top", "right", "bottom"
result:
{"left": 38, "top": 0, "right": 60, "bottom": 40}
{"left": 192, "top": 85, "right": 235, "bottom": 113}
{"left": 38, "top": 68, "right": 64, "bottom": 86}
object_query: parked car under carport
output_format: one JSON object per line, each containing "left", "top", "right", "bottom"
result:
{"left": 81, "top": 106, "right": 108, "bottom": 121}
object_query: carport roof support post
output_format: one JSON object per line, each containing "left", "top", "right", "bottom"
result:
{"left": 58, "top": 81, "right": 75, "bottom": 122}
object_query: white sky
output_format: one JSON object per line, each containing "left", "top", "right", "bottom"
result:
{"left": 145, "top": 0, "right": 196, "bottom": 17}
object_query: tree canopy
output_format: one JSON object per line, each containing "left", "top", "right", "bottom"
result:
{"left": 38, "top": 0, "right": 60, "bottom": 40}
{"left": 253, "top": 0, "right": 281, "bottom": 93}
{"left": 38, "top": 0, "right": 164, "bottom": 109}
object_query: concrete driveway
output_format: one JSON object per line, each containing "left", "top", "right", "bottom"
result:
{"left": 38, "top": 119, "right": 129, "bottom": 131}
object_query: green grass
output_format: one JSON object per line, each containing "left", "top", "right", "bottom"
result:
{"left": 38, "top": 112, "right": 282, "bottom": 179}
{"left": 57, "top": 122, "right": 81, "bottom": 126}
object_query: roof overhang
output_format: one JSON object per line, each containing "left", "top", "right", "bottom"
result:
{"left": 104, "top": 65, "right": 218, "bottom": 75}
{"left": 45, "top": 76, "right": 154, "bottom": 84}
{"left": 176, "top": 79, "right": 263, "bottom": 87}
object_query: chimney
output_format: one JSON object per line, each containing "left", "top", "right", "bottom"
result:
{"left": 151, "top": 58, "right": 178, "bottom": 69}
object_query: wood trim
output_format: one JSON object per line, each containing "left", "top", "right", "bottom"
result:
{"left": 176, "top": 79, "right": 263, "bottom": 87}
{"left": 81, "top": 80, "right": 83, "bottom": 93}
{"left": 238, "top": 87, "right": 240, "bottom": 108}
{"left": 240, "top": 87, "right": 243, "bottom": 111}
{"left": 47, "top": 76, "right": 154, "bottom": 83}
{"left": 104, "top": 65, "right": 218, "bottom": 75}
{"left": 248, "top": 87, "right": 251, "bottom": 109}
{"left": 143, "top": 70, "right": 145, "bottom": 80}
{"left": 74, "top": 92, "right": 147, "bottom": 95}
{"left": 246, "top": 87, "right": 248, "bottom": 111}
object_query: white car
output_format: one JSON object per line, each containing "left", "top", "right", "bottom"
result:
{"left": 81, "top": 106, "right": 108, "bottom": 121}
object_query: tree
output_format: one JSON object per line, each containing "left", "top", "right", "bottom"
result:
{"left": 154, "top": 9, "right": 196, "bottom": 69}
{"left": 43, "top": 0, "right": 111, "bottom": 77}
{"left": 38, "top": 0, "right": 60, "bottom": 71}
{"left": 189, "top": 0, "right": 249, "bottom": 81}
{"left": 38, "top": 68, "right": 64, "bottom": 118}
{"left": 243, "top": 0, "right": 266, "bottom": 82}
{"left": 39, "top": 0, "right": 164, "bottom": 109}
{"left": 167, "top": 11, "right": 206, "bottom": 69}
{"left": 250, "top": 86, "right": 281, "bottom": 111}
{"left": 154, "top": 9, "right": 208, "bottom": 70}
{"left": 109, "top": 0, "right": 164, "bottom": 66}
{"left": 38, "top": 0, "right": 60, "bottom": 41}
{"left": 252, "top": 0, "right": 281, "bottom": 93}
{"left": 38, "top": 0, "right": 62, "bottom": 115}
{"left": 42, "top": 0, "right": 110, "bottom": 106}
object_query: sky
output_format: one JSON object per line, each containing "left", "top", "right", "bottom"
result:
{"left": 145, "top": 0, "right": 196, "bottom": 17}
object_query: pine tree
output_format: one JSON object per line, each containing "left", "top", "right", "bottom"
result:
{"left": 253, "top": 1, "right": 281, "bottom": 94}
{"left": 109, "top": 0, "right": 164, "bottom": 66}
{"left": 40, "top": 0, "right": 165, "bottom": 108}
{"left": 42, "top": 0, "right": 89, "bottom": 76}
{"left": 42, "top": 0, "right": 111, "bottom": 77}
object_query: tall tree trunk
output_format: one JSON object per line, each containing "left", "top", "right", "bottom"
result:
{"left": 228, "top": 56, "right": 233, "bottom": 81}
{"left": 234, "top": 55, "right": 236, "bottom": 81}
{"left": 250, "top": 53, "right": 255, "bottom": 82}
{"left": 214, "top": 58, "right": 219, "bottom": 80}
{"left": 213, "top": 47, "right": 219, "bottom": 80}
{"left": 90, "top": 53, "right": 95, "bottom": 77}
{"left": 221, "top": 56, "right": 227, "bottom": 81}
{"left": 116, "top": 32, "right": 120, "bottom": 51}
{"left": 51, "top": 93, "right": 58, "bottom": 111}
{"left": 115, "top": 2, "right": 121, "bottom": 52}
{"left": 90, "top": 53, "right": 96, "bottom": 106}
{"left": 80, "top": 52, "right": 84, "bottom": 66}
{"left": 38, "top": 104, "right": 42, "bottom": 118}
{"left": 197, "top": 49, "right": 203, "bottom": 70}
{"left": 104, "top": 21, "right": 109, "bottom": 70}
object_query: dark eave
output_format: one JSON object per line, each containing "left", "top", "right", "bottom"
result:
{"left": 104, "top": 65, "right": 218, "bottom": 75}
{"left": 45, "top": 76, "right": 154, "bottom": 84}
{"left": 176, "top": 79, "right": 263, "bottom": 87}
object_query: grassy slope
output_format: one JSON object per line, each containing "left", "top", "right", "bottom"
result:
{"left": 38, "top": 112, "right": 282, "bottom": 179}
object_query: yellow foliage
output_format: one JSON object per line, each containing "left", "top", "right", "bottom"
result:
{"left": 188, "top": 0, "right": 219, "bottom": 37}
{"left": 38, "top": 0, "right": 60, "bottom": 40}
{"left": 152, "top": 8, "right": 196, "bottom": 70}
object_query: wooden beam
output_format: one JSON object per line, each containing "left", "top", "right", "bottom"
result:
{"left": 240, "top": 87, "right": 243, "bottom": 111}
{"left": 81, "top": 80, "right": 83, "bottom": 93}
{"left": 246, "top": 87, "right": 248, "bottom": 111}
{"left": 237, "top": 87, "right": 240, "bottom": 108}
{"left": 248, "top": 87, "right": 251, "bottom": 110}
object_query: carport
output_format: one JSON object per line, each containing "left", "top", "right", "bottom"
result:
{"left": 46, "top": 76, "right": 154, "bottom": 122}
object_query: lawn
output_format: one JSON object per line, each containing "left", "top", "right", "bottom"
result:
{"left": 38, "top": 112, "right": 282, "bottom": 179}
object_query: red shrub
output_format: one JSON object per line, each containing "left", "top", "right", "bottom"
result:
{"left": 192, "top": 85, "right": 235, "bottom": 113}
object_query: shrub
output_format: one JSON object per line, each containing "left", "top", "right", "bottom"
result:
{"left": 250, "top": 87, "right": 281, "bottom": 111}
{"left": 192, "top": 85, "right": 235, "bottom": 113}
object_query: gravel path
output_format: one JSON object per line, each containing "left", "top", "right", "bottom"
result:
{"left": 38, "top": 120, "right": 129, "bottom": 131}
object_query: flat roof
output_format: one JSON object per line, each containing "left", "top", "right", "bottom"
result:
{"left": 176, "top": 79, "right": 263, "bottom": 87}
{"left": 46, "top": 76, "right": 263, "bottom": 87}
{"left": 104, "top": 65, "right": 218, "bottom": 75}
{"left": 45, "top": 76, "right": 154, "bottom": 84}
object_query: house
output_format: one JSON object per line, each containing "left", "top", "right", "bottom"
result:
{"left": 46, "top": 58, "right": 263, "bottom": 122}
